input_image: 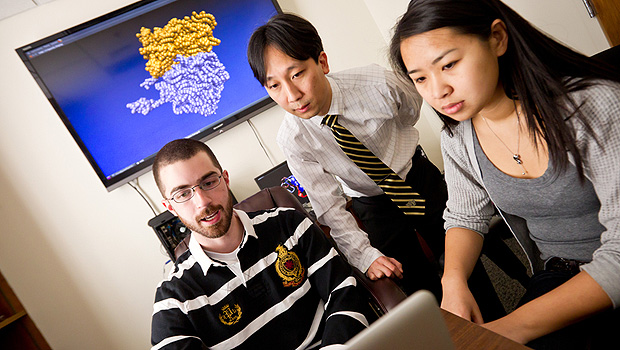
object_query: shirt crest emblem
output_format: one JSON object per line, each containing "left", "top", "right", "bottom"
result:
{"left": 218, "top": 303, "right": 242, "bottom": 325}
{"left": 275, "top": 244, "right": 305, "bottom": 287}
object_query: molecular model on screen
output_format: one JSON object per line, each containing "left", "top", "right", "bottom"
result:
{"left": 127, "top": 11, "right": 230, "bottom": 117}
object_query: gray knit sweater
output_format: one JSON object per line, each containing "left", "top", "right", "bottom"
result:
{"left": 441, "top": 80, "right": 620, "bottom": 307}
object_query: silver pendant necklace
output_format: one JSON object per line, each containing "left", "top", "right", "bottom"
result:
{"left": 481, "top": 110, "right": 528, "bottom": 176}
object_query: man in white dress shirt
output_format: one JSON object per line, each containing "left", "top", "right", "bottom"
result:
{"left": 246, "top": 13, "right": 449, "bottom": 298}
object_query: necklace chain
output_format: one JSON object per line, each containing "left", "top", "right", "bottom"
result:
{"left": 481, "top": 110, "right": 528, "bottom": 176}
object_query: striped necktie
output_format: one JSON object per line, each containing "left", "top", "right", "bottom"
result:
{"left": 322, "top": 114, "right": 425, "bottom": 215}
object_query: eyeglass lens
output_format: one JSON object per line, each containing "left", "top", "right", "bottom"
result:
{"left": 171, "top": 175, "right": 221, "bottom": 203}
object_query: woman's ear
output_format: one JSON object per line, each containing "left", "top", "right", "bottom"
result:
{"left": 490, "top": 19, "right": 509, "bottom": 57}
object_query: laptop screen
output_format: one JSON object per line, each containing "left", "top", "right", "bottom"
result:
{"left": 254, "top": 161, "right": 310, "bottom": 206}
{"left": 344, "top": 290, "right": 455, "bottom": 350}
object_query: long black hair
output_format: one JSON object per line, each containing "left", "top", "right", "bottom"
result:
{"left": 389, "top": 0, "right": 619, "bottom": 179}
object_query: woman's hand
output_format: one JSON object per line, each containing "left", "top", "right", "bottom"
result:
{"left": 482, "top": 316, "right": 528, "bottom": 344}
{"left": 441, "top": 227, "right": 486, "bottom": 323}
{"left": 483, "top": 271, "right": 613, "bottom": 344}
{"left": 441, "top": 275, "right": 484, "bottom": 324}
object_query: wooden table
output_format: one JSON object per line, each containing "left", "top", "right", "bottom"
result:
{"left": 442, "top": 310, "right": 532, "bottom": 349}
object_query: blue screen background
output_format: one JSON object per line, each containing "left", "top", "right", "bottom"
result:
{"left": 26, "top": 0, "right": 278, "bottom": 183}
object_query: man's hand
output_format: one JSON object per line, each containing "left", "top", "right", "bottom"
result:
{"left": 366, "top": 256, "right": 404, "bottom": 280}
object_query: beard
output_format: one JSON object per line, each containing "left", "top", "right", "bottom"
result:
{"left": 179, "top": 194, "right": 234, "bottom": 239}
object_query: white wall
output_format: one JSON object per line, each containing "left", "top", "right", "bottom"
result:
{"left": 502, "top": 0, "right": 609, "bottom": 56}
{"left": 0, "top": 0, "right": 607, "bottom": 349}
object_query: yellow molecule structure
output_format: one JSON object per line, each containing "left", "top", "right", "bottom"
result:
{"left": 136, "top": 11, "right": 221, "bottom": 79}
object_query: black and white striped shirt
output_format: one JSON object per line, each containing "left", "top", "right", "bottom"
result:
{"left": 151, "top": 208, "right": 372, "bottom": 349}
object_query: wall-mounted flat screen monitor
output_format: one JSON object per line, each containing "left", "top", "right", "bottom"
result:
{"left": 16, "top": 0, "right": 280, "bottom": 191}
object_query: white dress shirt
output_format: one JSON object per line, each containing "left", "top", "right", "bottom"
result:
{"left": 276, "top": 64, "right": 423, "bottom": 272}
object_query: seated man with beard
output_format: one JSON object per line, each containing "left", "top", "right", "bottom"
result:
{"left": 150, "top": 139, "right": 374, "bottom": 350}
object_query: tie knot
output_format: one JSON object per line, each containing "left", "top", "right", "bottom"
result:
{"left": 321, "top": 114, "right": 338, "bottom": 128}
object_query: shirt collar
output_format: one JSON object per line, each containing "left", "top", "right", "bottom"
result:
{"left": 189, "top": 208, "right": 257, "bottom": 276}
{"left": 312, "top": 75, "right": 344, "bottom": 127}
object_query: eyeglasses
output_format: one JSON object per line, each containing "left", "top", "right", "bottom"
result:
{"left": 167, "top": 174, "right": 223, "bottom": 203}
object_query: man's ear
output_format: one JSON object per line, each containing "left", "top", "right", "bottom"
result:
{"left": 162, "top": 199, "right": 178, "bottom": 216}
{"left": 489, "top": 19, "right": 509, "bottom": 57}
{"left": 222, "top": 170, "right": 230, "bottom": 187}
{"left": 318, "top": 51, "right": 330, "bottom": 75}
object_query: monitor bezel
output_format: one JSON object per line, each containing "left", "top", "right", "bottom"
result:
{"left": 15, "top": 0, "right": 280, "bottom": 191}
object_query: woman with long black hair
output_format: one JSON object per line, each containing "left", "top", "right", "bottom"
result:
{"left": 390, "top": 0, "right": 620, "bottom": 348}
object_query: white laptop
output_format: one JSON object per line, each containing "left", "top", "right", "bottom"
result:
{"left": 343, "top": 290, "right": 455, "bottom": 350}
